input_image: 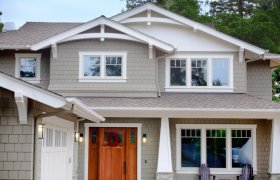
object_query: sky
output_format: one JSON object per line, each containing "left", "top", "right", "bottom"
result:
{"left": 0, "top": 0, "right": 127, "bottom": 28}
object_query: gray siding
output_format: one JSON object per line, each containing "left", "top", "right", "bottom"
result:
{"left": 49, "top": 40, "right": 158, "bottom": 97}
{"left": 0, "top": 88, "right": 34, "bottom": 180}
{"left": 170, "top": 118, "right": 271, "bottom": 180}
{"left": 158, "top": 53, "right": 247, "bottom": 93}
{"left": 247, "top": 60, "right": 272, "bottom": 100}
{"left": 77, "top": 118, "right": 160, "bottom": 180}
{"left": 0, "top": 50, "right": 50, "bottom": 89}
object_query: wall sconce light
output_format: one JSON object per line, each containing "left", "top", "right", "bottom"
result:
{"left": 38, "top": 123, "right": 45, "bottom": 139}
{"left": 79, "top": 133, "right": 84, "bottom": 143}
{"left": 75, "top": 132, "right": 80, "bottom": 142}
{"left": 142, "top": 134, "right": 147, "bottom": 144}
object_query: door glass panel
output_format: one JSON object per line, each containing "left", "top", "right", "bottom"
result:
{"left": 206, "top": 129, "right": 226, "bottom": 168}
{"left": 130, "top": 129, "right": 136, "bottom": 144}
{"left": 104, "top": 129, "right": 123, "bottom": 145}
{"left": 232, "top": 129, "right": 252, "bottom": 168}
{"left": 91, "top": 129, "right": 97, "bottom": 144}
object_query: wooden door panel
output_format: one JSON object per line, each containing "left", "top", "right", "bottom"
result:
{"left": 112, "top": 147, "right": 125, "bottom": 180}
{"left": 126, "top": 128, "right": 137, "bottom": 180}
{"left": 88, "top": 128, "right": 98, "bottom": 180}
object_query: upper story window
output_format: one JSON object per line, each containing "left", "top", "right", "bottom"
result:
{"left": 15, "top": 53, "right": 41, "bottom": 83}
{"left": 79, "top": 52, "right": 127, "bottom": 82}
{"left": 165, "top": 54, "right": 233, "bottom": 92}
{"left": 176, "top": 124, "right": 257, "bottom": 174}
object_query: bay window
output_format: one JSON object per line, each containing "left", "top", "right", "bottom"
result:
{"left": 166, "top": 55, "right": 233, "bottom": 92}
{"left": 176, "top": 124, "right": 257, "bottom": 174}
{"left": 79, "top": 52, "right": 127, "bottom": 82}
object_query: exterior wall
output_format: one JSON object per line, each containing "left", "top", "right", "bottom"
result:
{"left": 247, "top": 60, "right": 272, "bottom": 100}
{"left": 169, "top": 118, "right": 272, "bottom": 180}
{"left": 0, "top": 50, "right": 50, "bottom": 90}
{"left": 77, "top": 118, "right": 161, "bottom": 180}
{"left": 49, "top": 40, "right": 158, "bottom": 97}
{"left": 0, "top": 88, "right": 34, "bottom": 180}
{"left": 158, "top": 52, "right": 247, "bottom": 93}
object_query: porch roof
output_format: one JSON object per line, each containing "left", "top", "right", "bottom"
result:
{"left": 78, "top": 93, "right": 280, "bottom": 110}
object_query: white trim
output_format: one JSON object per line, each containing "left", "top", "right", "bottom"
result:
{"left": 165, "top": 54, "right": 234, "bottom": 92}
{"left": 15, "top": 53, "right": 41, "bottom": 84}
{"left": 60, "top": 33, "right": 144, "bottom": 44}
{"left": 175, "top": 124, "right": 257, "bottom": 174}
{"left": 269, "top": 118, "right": 280, "bottom": 174}
{"left": 91, "top": 107, "right": 280, "bottom": 119}
{"left": 14, "top": 92, "right": 28, "bottom": 124}
{"left": 84, "top": 123, "right": 142, "bottom": 180}
{"left": 120, "top": 17, "right": 184, "bottom": 26}
{"left": 112, "top": 3, "right": 265, "bottom": 55}
{"left": 78, "top": 51, "right": 127, "bottom": 82}
{"left": 30, "top": 17, "right": 174, "bottom": 52}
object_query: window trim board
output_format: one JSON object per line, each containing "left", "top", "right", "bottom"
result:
{"left": 15, "top": 53, "right": 42, "bottom": 84}
{"left": 165, "top": 54, "right": 234, "bottom": 92}
{"left": 78, "top": 51, "right": 127, "bottom": 82}
{"left": 175, "top": 124, "right": 257, "bottom": 175}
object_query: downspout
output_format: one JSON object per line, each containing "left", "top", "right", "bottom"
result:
{"left": 155, "top": 52, "right": 176, "bottom": 97}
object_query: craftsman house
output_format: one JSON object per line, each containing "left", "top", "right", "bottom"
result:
{"left": 1, "top": 3, "right": 280, "bottom": 180}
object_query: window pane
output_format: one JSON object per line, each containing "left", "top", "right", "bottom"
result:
{"left": 106, "top": 56, "right": 122, "bottom": 76}
{"left": 181, "top": 129, "right": 201, "bottom": 167}
{"left": 19, "top": 58, "right": 36, "bottom": 78}
{"left": 104, "top": 130, "right": 123, "bottom": 145}
{"left": 191, "top": 59, "right": 207, "bottom": 86}
{"left": 232, "top": 130, "right": 253, "bottom": 168}
{"left": 212, "top": 59, "right": 229, "bottom": 86}
{"left": 83, "top": 56, "right": 100, "bottom": 76}
{"left": 170, "top": 59, "right": 186, "bottom": 86}
{"left": 206, "top": 129, "right": 226, "bottom": 168}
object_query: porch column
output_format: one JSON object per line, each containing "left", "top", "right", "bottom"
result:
{"left": 156, "top": 117, "right": 173, "bottom": 180}
{"left": 269, "top": 118, "right": 280, "bottom": 180}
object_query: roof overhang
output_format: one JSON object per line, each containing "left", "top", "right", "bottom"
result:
{"left": 112, "top": 3, "right": 266, "bottom": 55}
{"left": 92, "top": 107, "right": 280, "bottom": 119}
{"left": 0, "top": 72, "right": 104, "bottom": 123}
{"left": 30, "top": 16, "right": 174, "bottom": 53}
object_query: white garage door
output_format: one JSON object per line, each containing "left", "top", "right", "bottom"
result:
{"left": 41, "top": 116, "right": 74, "bottom": 180}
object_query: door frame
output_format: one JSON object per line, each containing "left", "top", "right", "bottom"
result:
{"left": 84, "top": 123, "right": 142, "bottom": 180}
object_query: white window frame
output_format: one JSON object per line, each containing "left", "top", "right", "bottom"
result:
{"left": 79, "top": 51, "right": 127, "bottom": 82}
{"left": 176, "top": 124, "right": 257, "bottom": 175}
{"left": 15, "top": 53, "right": 41, "bottom": 83}
{"left": 165, "top": 54, "right": 234, "bottom": 92}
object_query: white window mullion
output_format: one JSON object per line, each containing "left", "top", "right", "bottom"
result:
{"left": 100, "top": 55, "right": 105, "bottom": 78}
{"left": 201, "top": 127, "right": 207, "bottom": 165}
{"left": 208, "top": 58, "right": 212, "bottom": 88}
{"left": 187, "top": 59, "right": 191, "bottom": 88}
{"left": 226, "top": 128, "right": 231, "bottom": 171}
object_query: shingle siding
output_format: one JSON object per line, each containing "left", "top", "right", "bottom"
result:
{"left": 247, "top": 60, "right": 272, "bottom": 100}
{"left": 49, "top": 39, "right": 158, "bottom": 97}
{"left": 0, "top": 88, "right": 34, "bottom": 180}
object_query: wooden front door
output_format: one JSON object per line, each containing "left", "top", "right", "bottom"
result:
{"left": 88, "top": 127, "right": 137, "bottom": 180}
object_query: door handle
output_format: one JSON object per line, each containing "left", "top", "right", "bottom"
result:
{"left": 123, "top": 161, "right": 126, "bottom": 174}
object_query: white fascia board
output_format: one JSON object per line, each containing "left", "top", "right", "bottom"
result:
{"left": 112, "top": 3, "right": 265, "bottom": 55}
{"left": 91, "top": 107, "right": 280, "bottom": 119}
{"left": 0, "top": 73, "right": 66, "bottom": 108}
{"left": 66, "top": 98, "right": 105, "bottom": 123}
{"left": 30, "top": 16, "right": 174, "bottom": 52}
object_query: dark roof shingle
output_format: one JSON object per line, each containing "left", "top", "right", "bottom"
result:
{"left": 77, "top": 93, "right": 280, "bottom": 110}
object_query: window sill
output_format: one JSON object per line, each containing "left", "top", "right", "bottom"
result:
{"left": 165, "top": 87, "right": 234, "bottom": 93}
{"left": 176, "top": 168, "right": 257, "bottom": 175}
{"left": 79, "top": 78, "right": 127, "bottom": 83}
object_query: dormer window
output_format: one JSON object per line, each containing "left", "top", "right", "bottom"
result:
{"left": 15, "top": 53, "right": 41, "bottom": 83}
{"left": 79, "top": 52, "right": 127, "bottom": 82}
{"left": 165, "top": 54, "right": 233, "bottom": 92}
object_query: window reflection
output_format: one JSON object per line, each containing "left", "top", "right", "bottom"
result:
{"left": 212, "top": 59, "right": 229, "bottom": 86}
{"left": 191, "top": 59, "right": 207, "bottom": 86}
{"left": 83, "top": 56, "right": 100, "bottom": 77}
{"left": 20, "top": 58, "right": 36, "bottom": 78}
{"left": 170, "top": 59, "right": 186, "bottom": 86}
{"left": 105, "top": 56, "right": 122, "bottom": 76}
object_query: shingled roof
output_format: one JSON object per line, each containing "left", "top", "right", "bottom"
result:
{"left": 78, "top": 93, "right": 280, "bottom": 110}
{"left": 0, "top": 22, "right": 82, "bottom": 49}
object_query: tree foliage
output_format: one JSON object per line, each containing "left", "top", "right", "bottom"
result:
{"left": 0, "top": 11, "right": 3, "bottom": 32}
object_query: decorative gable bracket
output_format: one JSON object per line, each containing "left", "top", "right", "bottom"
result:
{"left": 14, "top": 92, "right": 28, "bottom": 124}
{"left": 239, "top": 48, "right": 245, "bottom": 63}
{"left": 51, "top": 44, "right": 57, "bottom": 60}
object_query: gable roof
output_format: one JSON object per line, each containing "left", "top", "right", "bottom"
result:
{"left": 30, "top": 16, "right": 174, "bottom": 52}
{"left": 0, "top": 22, "right": 82, "bottom": 49}
{"left": 111, "top": 3, "right": 266, "bottom": 55}
{"left": 0, "top": 72, "right": 104, "bottom": 122}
